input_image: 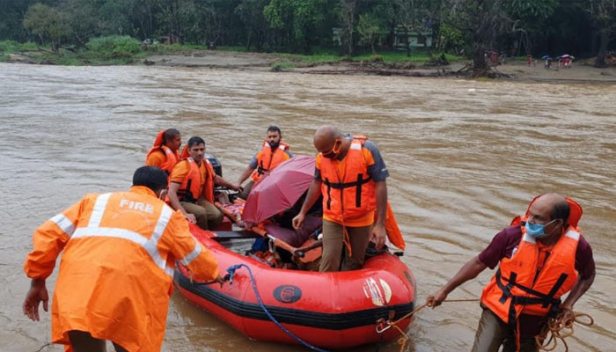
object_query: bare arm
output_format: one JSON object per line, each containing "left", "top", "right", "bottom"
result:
{"left": 237, "top": 167, "right": 255, "bottom": 186}
{"left": 371, "top": 180, "right": 388, "bottom": 249}
{"left": 374, "top": 180, "right": 387, "bottom": 226}
{"left": 292, "top": 179, "right": 322, "bottom": 230}
{"left": 561, "top": 272, "right": 595, "bottom": 310}
{"left": 167, "top": 182, "right": 193, "bottom": 221}
{"left": 426, "top": 256, "right": 488, "bottom": 307}
{"left": 214, "top": 175, "right": 240, "bottom": 191}
{"left": 300, "top": 179, "right": 322, "bottom": 216}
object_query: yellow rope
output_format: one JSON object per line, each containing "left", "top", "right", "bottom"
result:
{"left": 536, "top": 308, "right": 594, "bottom": 352}
{"left": 380, "top": 301, "right": 593, "bottom": 352}
{"left": 379, "top": 299, "right": 480, "bottom": 352}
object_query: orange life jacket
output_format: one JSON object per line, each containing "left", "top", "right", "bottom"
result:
{"left": 175, "top": 157, "right": 215, "bottom": 204}
{"left": 317, "top": 136, "right": 405, "bottom": 250}
{"left": 23, "top": 186, "right": 219, "bottom": 352}
{"left": 480, "top": 197, "right": 583, "bottom": 324}
{"left": 145, "top": 130, "right": 180, "bottom": 174}
{"left": 251, "top": 140, "right": 291, "bottom": 182}
{"left": 318, "top": 136, "right": 376, "bottom": 223}
{"left": 380, "top": 202, "right": 406, "bottom": 250}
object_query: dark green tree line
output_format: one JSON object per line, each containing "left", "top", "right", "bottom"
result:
{"left": 0, "top": 0, "right": 614, "bottom": 65}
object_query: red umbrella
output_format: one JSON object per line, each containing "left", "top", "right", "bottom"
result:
{"left": 242, "top": 155, "right": 315, "bottom": 225}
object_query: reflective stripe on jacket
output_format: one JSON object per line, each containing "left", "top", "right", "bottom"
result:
{"left": 23, "top": 186, "right": 219, "bottom": 352}
{"left": 317, "top": 136, "right": 376, "bottom": 223}
{"left": 177, "top": 157, "right": 215, "bottom": 203}
{"left": 251, "top": 141, "right": 291, "bottom": 182}
{"left": 480, "top": 220, "right": 580, "bottom": 324}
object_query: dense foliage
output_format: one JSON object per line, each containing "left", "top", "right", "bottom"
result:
{"left": 0, "top": 0, "right": 614, "bottom": 66}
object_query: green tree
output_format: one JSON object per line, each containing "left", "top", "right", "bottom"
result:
{"left": 60, "top": 0, "right": 100, "bottom": 47}
{"left": 438, "top": 22, "right": 468, "bottom": 53}
{"left": 507, "top": 0, "right": 559, "bottom": 55}
{"left": 98, "top": 0, "right": 133, "bottom": 37}
{"left": 23, "top": 3, "right": 72, "bottom": 51}
{"left": 264, "top": 0, "right": 328, "bottom": 53}
{"left": 394, "top": 0, "right": 420, "bottom": 57}
{"left": 584, "top": 0, "right": 616, "bottom": 66}
{"left": 372, "top": 0, "right": 397, "bottom": 49}
{"left": 0, "top": 0, "right": 41, "bottom": 41}
{"left": 126, "top": 0, "right": 161, "bottom": 40}
{"left": 445, "top": 0, "right": 510, "bottom": 73}
{"left": 235, "top": 0, "right": 269, "bottom": 50}
{"left": 357, "top": 13, "right": 381, "bottom": 54}
{"left": 338, "top": 0, "right": 356, "bottom": 55}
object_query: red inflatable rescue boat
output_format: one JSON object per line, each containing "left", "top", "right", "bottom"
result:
{"left": 173, "top": 223, "right": 417, "bottom": 350}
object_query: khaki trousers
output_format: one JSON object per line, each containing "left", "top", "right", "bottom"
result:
{"left": 181, "top": 199, "right": 223, "bottom": 230}
{"left": 472, "top": 307, "right": 539, "bottom": 352}
{"left": 320, "top": 219, "right": 372, "bottom": 272}
{"left": 237, "top": 180, "right": 255, "bottom": 200}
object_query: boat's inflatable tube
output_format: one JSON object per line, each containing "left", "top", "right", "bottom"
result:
{"left": 173, "top": 225, "right": 416, "bottom": 349}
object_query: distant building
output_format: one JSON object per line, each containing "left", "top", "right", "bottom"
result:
{"left": 332, "top": 28, "right": 343, "bottom": 46}
{"left": 331, "top": 26, "right": 433, "bottom": 49}
{"left": 393, "top": 27, "right": 433, "bottom": 49}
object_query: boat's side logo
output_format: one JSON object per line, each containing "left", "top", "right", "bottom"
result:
{"left": 274, "top": 285, "right": 302, "bottom": 304}
{"left": 363, "top": 278, "right": 392, "bottom": 307}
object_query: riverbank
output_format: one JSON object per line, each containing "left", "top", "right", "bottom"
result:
{"left": 3, "top": 42, "right": 616, "bottom": 83}
{"left": 138, "top": 49, "right": 616, "bottom": 83}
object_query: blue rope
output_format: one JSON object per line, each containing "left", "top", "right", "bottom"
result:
{"left": 226, "top": 264, "right": 329, "bottom": 352}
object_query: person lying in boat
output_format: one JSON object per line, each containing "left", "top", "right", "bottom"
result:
{"left": 22, "top": 166, "right": 223, "bottom": 352}
{"left": 168, "top": 136, "right": 241, "bottom": 230}
{"left": 264, "top": 193, "right": 323, "bottom": 248}
{"left": 250, "top": 194, "right": 323, "bottom": 269}
{"left": 292, "top": 125, "right": 392, "bottom": 272}
{"left": 145, "top": 128, "right": 182, "bottom": 177}
{"left": 236, "top": 125, "right": 293, "bottom": 200}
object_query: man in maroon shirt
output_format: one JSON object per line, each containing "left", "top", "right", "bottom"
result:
{"left": 427, "top": 194, "right": 595, "bottom": 352}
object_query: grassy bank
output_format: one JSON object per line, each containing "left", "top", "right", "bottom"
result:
{"left": 0, "top": 41, "right": 39, "bottom": 62}
{"left": 280, "top": 50, "right": 458, "bottom": 64}
{"left": 0, "top": 36, "right": 208, "bottom": 65}
{"left": 1, "top": 37, "right": 460, "bottom": 67}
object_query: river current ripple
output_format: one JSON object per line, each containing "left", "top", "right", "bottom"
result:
{"left": 1, "top": 63, "right": 614, "bottom": 351}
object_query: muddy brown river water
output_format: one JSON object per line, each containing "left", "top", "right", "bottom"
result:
{"left": 1, "top": 63, "right": 615, "bottom": 352}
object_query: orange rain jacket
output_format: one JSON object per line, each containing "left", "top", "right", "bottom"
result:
{"left": 145, "top": 130, "right": 180, "bottom": 174}
{"left": 23, "top": 186, "right": 220, "bottom": 352}
{"left": 251, "top": 141, "right": 291, "bottom": 182}
{"left": 481, "top": 197, "right": 583, "bottom": 324}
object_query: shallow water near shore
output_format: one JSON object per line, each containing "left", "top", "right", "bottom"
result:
{"left": 1, "top": 63, "right": 615, "bottom": 351}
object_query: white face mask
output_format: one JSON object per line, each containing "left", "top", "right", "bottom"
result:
{"left": 158, "top": 189, "right": 167, "bottom": 200}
